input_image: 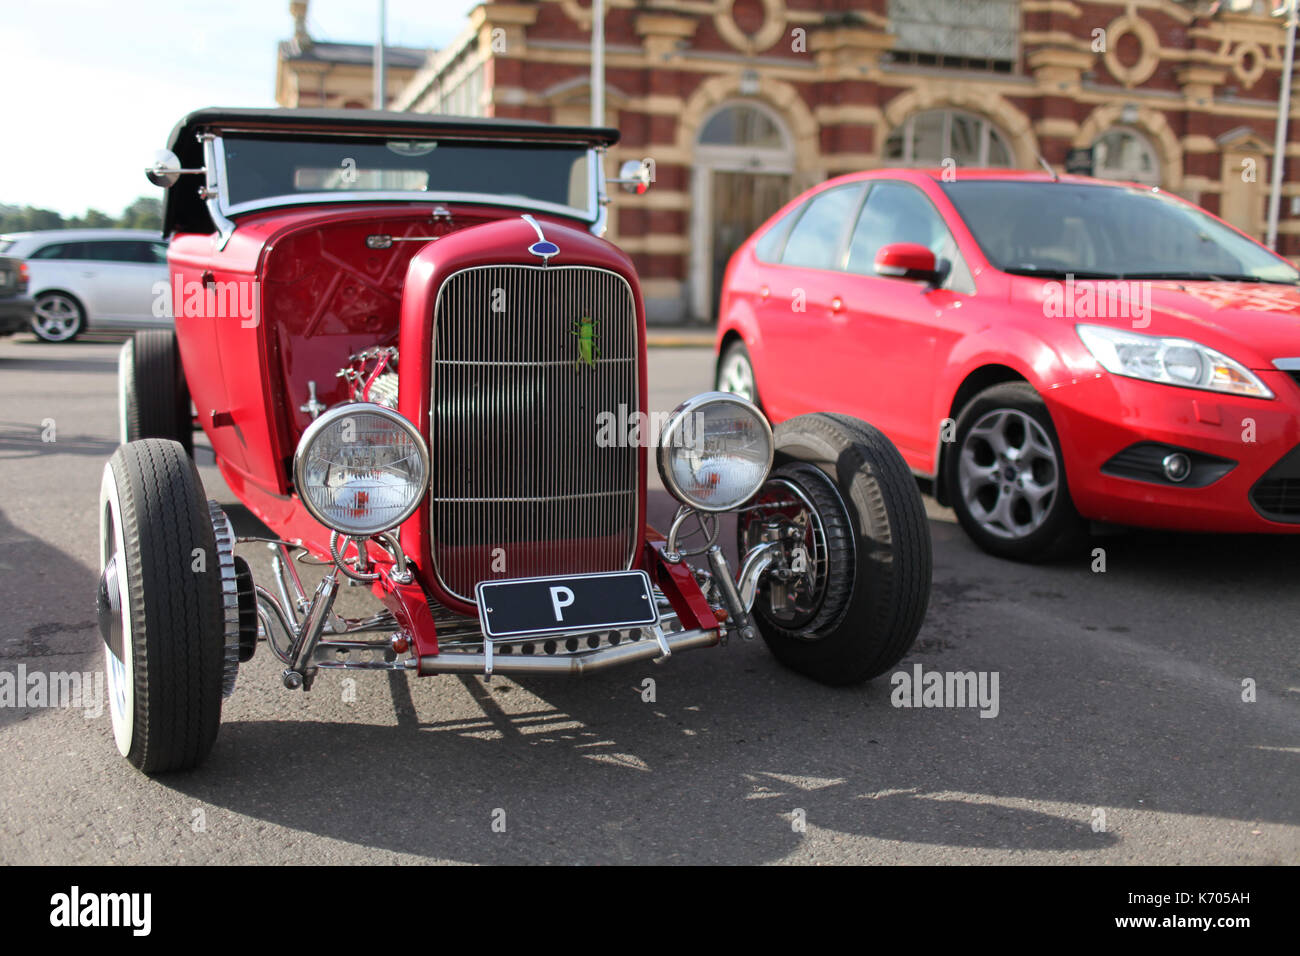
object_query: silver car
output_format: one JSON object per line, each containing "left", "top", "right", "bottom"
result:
{"left": 0, "top": 229, "right": 170, "bottom": 342}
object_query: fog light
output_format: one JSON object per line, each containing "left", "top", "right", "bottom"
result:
{"left": 1161, "top": 452, "right": 1192, "bottom": 483}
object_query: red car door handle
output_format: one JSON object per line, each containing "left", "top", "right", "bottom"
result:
{"left": 759, "top": 285, "right": 770, "bottom": 301}
{"left": 830, "top": 296, "right": 844, "bottom": 313}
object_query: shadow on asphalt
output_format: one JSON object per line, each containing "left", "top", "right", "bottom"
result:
{"left": 6, "top": 463, "right": 1292, "bottom": 862}
{"left": 0, "top": 507, "right": 102, "bottom": 732}
{"left": 155, "top": 499, "right": 1298, "bottom": 863}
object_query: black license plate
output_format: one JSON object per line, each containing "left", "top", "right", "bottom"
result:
{"left": 475, "top": 571, "right": 658, "bottom": 640}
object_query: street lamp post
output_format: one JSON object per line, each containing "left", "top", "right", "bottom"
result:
{"left": 374, "top": 0, "right": 388, "bottom": 110}
{"left": 1267, "top": 0, "right": 1297, "bottom": 251}
{"left": 591, "top": 0, "right": 605, "bottom": 126}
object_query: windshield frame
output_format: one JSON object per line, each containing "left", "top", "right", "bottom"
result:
{"left": 211, "top": 133, "right": 602, "bottom": 225}
{"left": 938, "top": 179, "right": 1300, "bottom": 284}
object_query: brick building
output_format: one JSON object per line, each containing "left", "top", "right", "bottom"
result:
{"left": 275, "top": 0, "right": 426, "bottom": 109}
{"left": 345, "top": 0, "right": 1295, "bottom": 322}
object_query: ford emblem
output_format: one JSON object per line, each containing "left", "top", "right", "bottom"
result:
{"left": 529, "top": 240, "right": 560, "bottom": 261}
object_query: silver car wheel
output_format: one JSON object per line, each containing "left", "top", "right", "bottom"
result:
{"left": 957, "top": 408, "right": 1060, "bottom": 541}
{"left": 32, "top": 293, "right": 83, "bottom": 342}
{"left": 717, "top": 348, "right": 756, "bottom": 403}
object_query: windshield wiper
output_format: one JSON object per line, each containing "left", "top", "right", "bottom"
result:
{"left": 1002, "top": 267, "right": 1124, "bottom": 279}
{"left": 1119, "top": 271, "right": 1297, "bottom": 284}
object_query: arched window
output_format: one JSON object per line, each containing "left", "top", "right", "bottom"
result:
{"left": 698, "top": 103, "right": 789, "bottom": 150}
{"left": 884, "top": 109, "right": 1014, "bottom": 167}
{"left": 1091, "top": 127, "right": 1160, "bottom": 186}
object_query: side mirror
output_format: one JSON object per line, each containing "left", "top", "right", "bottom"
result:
{"left": 145, "top": 149, "right": 205, "bottom": 188}
{"left": 609, "top": 159, "right": 652, "bottom": 195}
{"left": 874, "top": 242, "right": 942, "bottom": 284}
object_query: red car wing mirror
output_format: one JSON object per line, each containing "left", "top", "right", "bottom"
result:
{"left": 874, "top": 242, "right": 942, "bottom": 284}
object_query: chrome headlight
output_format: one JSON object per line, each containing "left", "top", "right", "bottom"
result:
{"left": 1077, "top": 324, "right": 1273, "bottom": 398}
{"left": 293, "top": 403, "right": 430, "bottom": 536}
{"left": 657, "top": 392, "right": 774, "bottom": 512}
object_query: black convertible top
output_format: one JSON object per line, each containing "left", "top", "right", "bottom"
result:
{"left": 161, "top": 107, "right": 620, "bottom": 235}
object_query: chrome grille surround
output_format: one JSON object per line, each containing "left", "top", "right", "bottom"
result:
{"left": 429, "top": 264, "right": 640, "bottom": 603}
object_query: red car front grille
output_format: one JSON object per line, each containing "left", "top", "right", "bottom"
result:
{"left": 428, "top": 264, "right": 640, "bottom": 602}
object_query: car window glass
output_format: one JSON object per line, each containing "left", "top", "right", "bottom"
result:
{"left": 110, "top": 241, "right": 167, "bottom": 264}
{"left": 31, "top": 242, "right": 86, "bottom": 260}
{"left": 846, "top": 182, "right": 975, "bottom": 294}
{"left": 85, "top": 241, "right": 145, "bottom": 263}
{"left": 940, "top": 181, "right": 1299, "bottom": 282}
{"left": 780, "top": 185, "right": 863, "bottom": 270}
{"left": 755, "top": 206, "right": 801, "bottom": 263}
{"left": 847, "top": 183, "right": 945, "bottom": 270}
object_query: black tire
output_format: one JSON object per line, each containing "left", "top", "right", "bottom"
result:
{"left": 715, "top": 340, "right": 763, "bottom": 410}
{"left": 741, "top": 413, "right": 932, "bottom": 685}
{"left": 97, "top": 439, "right": 225, "bottom": 772}
{"left": 30, "top": 291, "right": 85, "bottom": 342}
{"left": 943, "top": 382, "right": 1087, "bottom": 561}
{"left": 121, "top": 330, "right": 193, "bottom": 458}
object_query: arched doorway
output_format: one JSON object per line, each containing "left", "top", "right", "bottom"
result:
{"left": 1091, "top": 126, "right": 1161, "bottom": 186}
{"left": 691, "top": 101, "right": 795, "bottom": 320}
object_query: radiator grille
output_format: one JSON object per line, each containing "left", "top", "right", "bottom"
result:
{"left": 430, "top": 264, "right": 639, "bottom": 602}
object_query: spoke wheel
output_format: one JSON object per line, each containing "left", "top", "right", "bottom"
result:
{"left": 743, "top": 414, "right": 931, "bottom": 685}
{"left": 958, "top": 408, "right": 1059, "bottom": 540}
{"left": 945, "top": 382, "right": 1087, "bottom": 561}
{"left": 738, "top": 474, "right": 839, "bottom": 633}
{"left": 715, "top": 341, "right": 761, "bottom": 407}
{"left": 31, "top": 293, "right": 85, "bottom": 342}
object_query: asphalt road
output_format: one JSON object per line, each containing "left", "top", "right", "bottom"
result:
{"left": 0, "top": 331, "right": 1296, "bottom": 865}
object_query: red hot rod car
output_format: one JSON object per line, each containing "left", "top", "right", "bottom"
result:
{"left": 97, "top": 108, "right": 931, "bottom": 772}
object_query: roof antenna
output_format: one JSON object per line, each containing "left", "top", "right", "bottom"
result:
{"left": 1035, "top": 154, "right": 1060, "bottom": 181}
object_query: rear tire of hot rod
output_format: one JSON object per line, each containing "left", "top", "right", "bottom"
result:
{"left": 120, "top": 330, "right": 193, "bottom": 458}
{"left": 740, "top": 413, "right": 932, "bottom": 685}
{"left": 98, "top": 439, "right": 224, "bottom": 773}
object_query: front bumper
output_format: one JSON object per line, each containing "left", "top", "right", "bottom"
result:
{"left": 1046, "top": 369, "right": 1300, "bottom": 532}
{"left": 0, "top": 296, "right": 34, "bottom": 334}
{"left": 415, "top": 624, "right": 720, "bottom": 676}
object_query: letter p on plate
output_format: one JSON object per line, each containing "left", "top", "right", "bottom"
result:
{"left": 549, "top": 586, "right": 575, "bottom": 622}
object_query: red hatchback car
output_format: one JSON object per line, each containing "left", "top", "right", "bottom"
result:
{"left": 716, "top": 169, "right": 1300, "bottom": 560}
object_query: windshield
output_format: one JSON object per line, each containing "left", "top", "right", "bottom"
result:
{"left": 940, "top": 181, "right": 1299, "bottom": 283}
{"left": 219, "top": 134, "right": 594, "bottom": 218}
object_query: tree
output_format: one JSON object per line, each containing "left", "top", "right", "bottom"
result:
{"left": 0, "top": 196, "right": 162, "bottom": 234}
{"left": 120, "top": 197, "right": 163, "bottom": 231}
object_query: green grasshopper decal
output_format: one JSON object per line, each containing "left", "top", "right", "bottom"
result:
{"left": 572, "top": 315, "right": 599, "bottom": 370}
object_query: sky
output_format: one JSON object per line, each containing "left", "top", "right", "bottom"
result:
{"left": 0, "top": 0, "right": 479, "bottom": 218}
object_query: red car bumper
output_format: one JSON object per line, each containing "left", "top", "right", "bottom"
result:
{"left": 1046, "top": 370, "right": 1300, "bottom": 532}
